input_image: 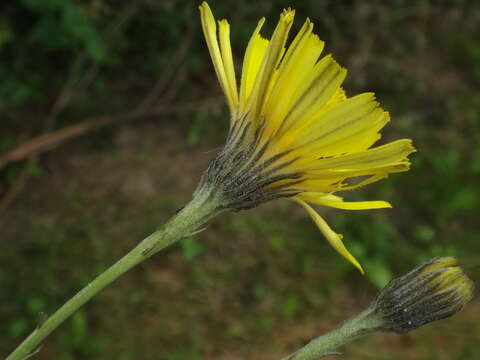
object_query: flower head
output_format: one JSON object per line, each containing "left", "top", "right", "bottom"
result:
{"left": 197, "top": 2, "right": 415, "bottom": 272}
{"left": 371, "top": 257, "right": 474, "bottom": 333}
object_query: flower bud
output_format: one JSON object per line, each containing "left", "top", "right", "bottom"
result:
{"left": 371, "top": 257, "right": 474, "bottom": 333}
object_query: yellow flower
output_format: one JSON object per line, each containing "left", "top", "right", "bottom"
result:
{"left": 197, "top": 2, "right": 415, "bottom": 273}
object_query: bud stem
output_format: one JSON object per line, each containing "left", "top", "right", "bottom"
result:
{"left": 283, "top": 308, "right": 384, "bottom": 360}
{"left": 5, "top": 188, "right": 220, "bottom": 360}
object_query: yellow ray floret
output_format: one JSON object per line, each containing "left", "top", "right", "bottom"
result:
{"left": 218, "top": 20, "right": 238, "bottom": 111}
{"left": 294, "top": 198, "right": 364, "bottom": 274}
{"left": 297, "top": 193, "right": 392, "bottom": 210}
{"left": 247, "top": 8, "right": 295, "bottom": 120}
{"left": 239, "top": 18, "right": 268, "bottom": 115}
{"left": 199, "top": 2, "right": 237, "bottom": 114}
{"left": 198, "top": 2, "right": 416, "bottom": 273}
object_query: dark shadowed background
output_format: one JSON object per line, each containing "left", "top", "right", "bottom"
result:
{"left": 1, "top": 0, "right": 479, "bottom": 359}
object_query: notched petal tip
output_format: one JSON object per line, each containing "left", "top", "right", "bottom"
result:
{"left": 281, "top": 8, "right": 296, "bottom": 23}
{"left": 218, "top": 19, "right": 229, "bottom": 26}
{"left": 309, "top": 33, "right": 324, "bottom": 48}
{"left": 199, "top": 2, "right": 213, "bottom": 19}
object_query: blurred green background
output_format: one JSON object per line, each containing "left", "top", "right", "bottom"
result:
{"left": 1, "top": 0, "right": 479, "bottom": 359}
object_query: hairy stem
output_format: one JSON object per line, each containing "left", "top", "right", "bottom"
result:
{"left": 6, "top": 188, "right": 220, "bottom": 360}
{"left": 282, "top": 308, "right": 383, "bottom": 360}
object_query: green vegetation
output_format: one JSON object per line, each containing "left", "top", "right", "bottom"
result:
{"left": 1, "top": 0, "right": 479, "bottom": 359}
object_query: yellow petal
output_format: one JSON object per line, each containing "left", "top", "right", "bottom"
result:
{"left": 239, "top": 18, "right": 268, "bottom": 114}
{"left": 293, "top": 198, "right": 364, "bottom": 274}
{"left": 218, "top": 19, "right": 238, "bottom": 112}
{"left": 248, "top": 8, "right": 295, "bottom": 119}
{"left": 275, "top": 55, "right": 347, "bottom": 143}
{"left": 289, "top": 93, "right": 389, "bottom": 156}
{"left": 199, "top": 2, "right": 236, "bottom": 114}
{"left": 296, "top": 173, "right": 391, "bottom": 194}
{"left": 263, "top": 20, "right": 325, "bottom": 137}
{"left": 338, "top": 173, "right": 389, "bottom": 191}
{"left": 297, "top": 193, "right": 392, "bottom": 210}
{"left": 317, "top": 111, "right": 389, "bottom": 155}
{"left": 309, "top": 139, "right": 416, "bottom": 172}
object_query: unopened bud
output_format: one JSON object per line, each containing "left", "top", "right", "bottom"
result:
{"left": 371, "top": 257, "right": 474, "bottom": 333}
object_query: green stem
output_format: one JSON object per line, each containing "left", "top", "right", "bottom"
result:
{"left": 283, "top": 308, "right": 383, "bottom": 360}
{"left": 6, "top": 188, "right": 220, "bottom": 360}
